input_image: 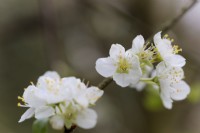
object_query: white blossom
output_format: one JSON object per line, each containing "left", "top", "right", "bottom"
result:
{"left": 50, "top": 103, "right": 97, "bottom": 130}
{"left": 49, "top": 77, "right": 103, "bottom": 130}
{"left": 153, "top": 31, "right": 186, "bottom": 67}
{"left": 96, "top": 44, "right": 142, "bottom": 87}
{"left": 131, "top": 35, "right": 145, "bottom": 54}
{"left": 155, "top": 62, "right": 190, "bottom": 109}
{"left": 18, "top": 71, "right": 103, "bottom": 130}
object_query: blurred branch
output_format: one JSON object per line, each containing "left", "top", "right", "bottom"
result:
{"left": 98, "top": 77, "right": 113, "bottom": 90}
{"left": 147, "top": 0, "right": 198, "bottom": 42}
{"left": 162, "top": 0, "right": 198, "bottom": 33}
{"left": 39, "top": 0, "right": 66, "bottom": 69}
{"left": 64, "top": 126, "right": 76, "bottom": 133}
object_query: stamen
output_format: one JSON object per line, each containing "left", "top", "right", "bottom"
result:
{"left": 163, "top": 34, "right": 169, "bottom": 39}
{"left": 18, "top": 96, "right": 25, "bottom": 102}
{"left": 173, "top": 45, "right": 182, "bottom": 54}
{"left": 30, "top": 81, "right": 34, "bottom": 85}
{"left": 86, "top": 81, "right": 90, "bottom": 87}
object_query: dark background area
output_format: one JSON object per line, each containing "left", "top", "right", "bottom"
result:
{"left": 0, "top": 0, "right": 200, "bottom": 133}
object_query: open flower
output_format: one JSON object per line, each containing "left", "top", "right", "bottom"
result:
{"left": 18, "top": 71, "right": 69, "bottom": 122}
{"left": 18, "top": 71, "right": 103, "bottom": 130}
{"left": 49, "top": 77, "right": 103, "bottom": 130}
{"left": 131, "top": 35, "right": 154, "bottom": 61}
{"left": 155, "top": 62, "right": 190, "bottom": 109}
{"left": 153, "top": 31, "right": 186, "bottom": 67}
{"left": 96, "top": 44, "right": 142, "bottom": 87}
{"left": 50, "top": 102, "right": 98, "bottom": 130}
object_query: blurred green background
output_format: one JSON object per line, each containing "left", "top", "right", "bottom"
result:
{"left": 0, "top": 0, "right": 200, "bottom": 133}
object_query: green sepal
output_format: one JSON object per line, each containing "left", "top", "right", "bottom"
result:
{"left": 32, "top": 119, "right": 48, "bottom": 133}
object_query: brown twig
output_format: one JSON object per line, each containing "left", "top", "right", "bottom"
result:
{"left": 147, "top": 0, "right": 198, "bottom": 42}
{"left": 98, "top": 77, "right": 113, "bottom": 90}
{"left": 64, "top": 125, "right": 76, "bottom": 133}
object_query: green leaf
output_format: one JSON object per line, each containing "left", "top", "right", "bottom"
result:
{"left": 32, "top": 119, "right": 48, "bottom": 133}
{"left": 188, "top": 82, "right": 200, "bottom": 103}
{"left": 143, "top": 85, "right": 163, "bottom": 112}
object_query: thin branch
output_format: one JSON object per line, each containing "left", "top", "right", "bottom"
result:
{"left": 39, "top": 0, "right": 67, "bottom": 69}
{"left": 64, "top": 126, "right": 76, "bottom": 133}
{"left": 98, "top": 77, "right": 113, "bottom": 90}
{"left": 147, "top": 0, "right": 198, "bottom": 42}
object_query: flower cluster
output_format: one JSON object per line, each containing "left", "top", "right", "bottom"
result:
{"left": 96, "top": 31, "right": 190, "bottom": 109}
{"left": 18, "top": 71, "right": 103, "bottom": 130}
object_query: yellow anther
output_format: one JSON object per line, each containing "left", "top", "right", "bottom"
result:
{"left": 17, "top": 103, "right": 22, "bottom": 107}
{"left": 163, "top": 34, "right": 169, "bottom": 38}
{"left": 116, "top": 58, "right": 131, "bottom": 74}
{"left": 173, "top": 45, "right": 182, "bottom": 54}
{"left": 170, "top": 39, "right": 174, "bottom": 42}
{"left": 18, "top": 96, "right": 25, "bottom": 102}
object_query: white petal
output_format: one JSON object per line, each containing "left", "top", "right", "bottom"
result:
{"left": 35, "top": 106, "right": 55, "bottom": 119}
{"left": 170, "top": 81, "right": 190, "bottom": 101}
{"left": 35, "top": 88, "right": 67, "bottom": 104}
{"left": 109, "top": 44, "right": 125, "bottom": 59}
{"left": 126, "top": 53, "right": 142, "bottom": 85}
{"left": 75, "top": 95, "right": 89, "bottom": 108}
{"left": 85, "top": 87, "right": 104, "bottom": 104}
{"left": 50, "top": 115, "right": 65, "bottom": 130}
{"left": 160, "top": 93, "right": 173, "bottom": 109}
{"left": 62, "top": 77, "right": 83, "bottom": 90}
{"left": 159, "top": 80, "right": 173, "bottom": 109}
{"left": 76, "top": 109, "right": 97, "bottom": 129}
{"left": 113, "top": 73, "right": 131, "bottom": 87}
{"left": 130, "top": 81, "right": 146, "bottom": 91}
{"left": 156, "top": 62, "right": 167, "bottom": 77}
{"left": 95, "top": 57, "right": 116, "bottom": 77}
{"left": 156, "top": 40, "right": 173, "bottom": 58}
{"left": 18, "top": 108, "right": 35, "bottom": 123}
{"left": 132, "top": 35, "right": 144, "bottom": 54}
{"left": 165, "top": 55, "right": 186, "bottom": 67}
{"left": 113, "top": 70, "right": 141, "bottom": 88}
{"left": 153, "top": 31, "right": 162, "bottom": 44}
{"left": 23, "top": 85, "right": 46, "bottom": 107}
{"left": 128, "top": 69, "right": 142, "bottom": 85}
{"left": 42, "top": 71, "right": 60, "bottom": 80}
{"left": 168, "top": 67, "right": 184, "bottom": 83}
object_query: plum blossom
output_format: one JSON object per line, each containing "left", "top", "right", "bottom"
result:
{"left": 131, "top": 35, "right": 154, "bottom": 61}
{"left": 18, "top": 71, "right": 103, "bottom": 130}
{"left": 155, "top": 62, "right": 190, "bottom": 109}
{"left": 49, "top": 77, "right": 103, "bottom": 130}
{"left": 96, "top": 44, "right": 142, "bottom": 87}
{"left": 50, "top": 102, "right": 97, "bottom": 130}
{"left": 153, "top": 32, "right": 186, "bottom": 67}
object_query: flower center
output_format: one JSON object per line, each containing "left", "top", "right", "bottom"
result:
{"left": 116, "top": 57, "right": 131, "bottom": 74}
{"left": 45, "top": 79, "right": 60, "bottom": 95}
